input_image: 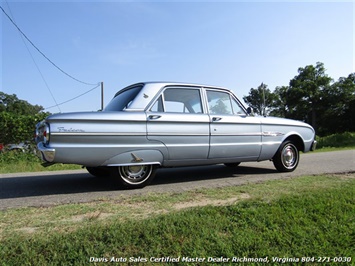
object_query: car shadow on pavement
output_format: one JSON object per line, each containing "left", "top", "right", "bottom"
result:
{"left": 0, "top": 171, "right": 115, "bottom": 200}
{"left": 0, "top": 164, "right": 277, "bottom": 201}
{"left": 152, "top": 164, "right": 277, "bottom": 185}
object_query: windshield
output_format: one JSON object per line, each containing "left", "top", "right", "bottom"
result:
{"left": 104, "top": 85, "right": 143, "bottom": 111}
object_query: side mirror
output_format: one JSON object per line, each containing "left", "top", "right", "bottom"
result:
{"left": 247, "top": 107, "right": 254, "bottom": 116}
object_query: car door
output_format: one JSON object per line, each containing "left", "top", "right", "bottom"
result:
{"left": 146, "top": 86, "right": 210, "bottom": 161}
{"left": 206, "top": 89, "right": 262, "bottom": 160}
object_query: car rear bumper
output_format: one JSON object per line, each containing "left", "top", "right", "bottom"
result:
{"left": 36, "top": 142, "right": 55, "bottom": 162}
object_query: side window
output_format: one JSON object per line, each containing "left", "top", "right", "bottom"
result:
{"left": 150, "top": 88, "right": 203, "bottom": 113}
{"left": 231, "top": 97, "right": 246, "bottom": 115}
{"left": 207, "top": 91, "right": 233, "bottom": 115}
{"left": 104, "top": 85, "right": 142, "bottom": 111}
{"left": 150, "top": 95, "right": 163, "bottom": 112}
{"left": 207, "top": 90, "right": 246, "bottom": 116}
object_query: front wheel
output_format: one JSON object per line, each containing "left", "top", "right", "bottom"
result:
{"left": 113, "top": 164, "right": 157, "bottom": 189}
{"left": 273, "top": 141, "right": 299, "bottom": 172}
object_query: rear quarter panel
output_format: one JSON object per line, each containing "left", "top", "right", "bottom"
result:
{"left": 46, "top": 112, "right": 166, "bottom": 166}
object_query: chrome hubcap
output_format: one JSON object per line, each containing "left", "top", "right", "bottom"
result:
{"left": 119, "top": 165, "right": 152, "bottom": 185}
{"left": 281, "top": 145, "right": 297, "bottom": 169}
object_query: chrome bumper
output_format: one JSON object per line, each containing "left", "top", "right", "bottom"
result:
{"left": 311, "top": 140, "right": 317, "bottom": 151}
{"left": 36, "top": 142, "right": 55, "bottom": 162}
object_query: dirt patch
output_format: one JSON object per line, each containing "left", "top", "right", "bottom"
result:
{"left": 173, "top": 193, "right": 250, "bottom": 210}
{"left": 332, "top": 172, "right": 355, "bottom": 179}
{"left": 67, "top": 211, "right": 114, "bottom": 223}
{"left": 17, "top": 227, "right": 37, "bottom": 234}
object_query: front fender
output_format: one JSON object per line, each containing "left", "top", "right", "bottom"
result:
{"left": 102, "top": 150, "right": 164, "bottom": 166}
{"left": 258, "top": 130, "right": 309, "bottom": 161}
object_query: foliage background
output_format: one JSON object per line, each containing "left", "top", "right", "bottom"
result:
{"left": 243, "top": 62, "right": 355, "bottom": 136}
{"left": 0, "top": 92, "right": 50, "bottom": 144}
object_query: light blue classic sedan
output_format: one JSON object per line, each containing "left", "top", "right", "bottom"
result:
{"left": 35, "top": 82, "right": 316, "bottom": 188}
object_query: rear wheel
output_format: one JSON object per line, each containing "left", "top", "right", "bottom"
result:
{"left": 273, "top": 141, "right": 299, "bottom": 172}
{"left": 113, "top": 164, "right": 157, "bottom": 189}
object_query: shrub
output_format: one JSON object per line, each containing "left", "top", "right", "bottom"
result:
{"left": 317, "top": 132, "right": 355, "bottom": 148}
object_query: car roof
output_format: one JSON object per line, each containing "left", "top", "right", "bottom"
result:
{"left": 112, "top": 81, "right": 236, "bottom": 111}
{"left": 141, "top": 81, "right": 230, "bottom": 91}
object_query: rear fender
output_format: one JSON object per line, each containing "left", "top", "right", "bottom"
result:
{"left": 102, "top": 150, "right": 164, "bottom": 167}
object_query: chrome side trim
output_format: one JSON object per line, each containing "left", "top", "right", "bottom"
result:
{"left": 165, "top": 143, "right": 209, "bottom": 147}
{"left": 106, "top": 161, "right": 161, "bottom": 167}
{"left": 262, "top": 131, "right": 285, "bottom": 137}
{"left": 51, "top": 132, "right": 146, "bottom": 136}
{"left": 210, "top": 132, "right": 263, "bottom": 136}
{"left": 148, "top": 133, "right": 210, "bottom": 136}
{"left": 210, "top": 142, "right": 262, "bottom": 146}
{"left": 149, "top": 132, "right": 262, "bottom": 136}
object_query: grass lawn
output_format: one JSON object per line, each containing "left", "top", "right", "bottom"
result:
{"left": 0, "top": 151, "right": 81, "bottom": 174}
{"left": 0, "top": 174, "right": 354, "bottom": 265}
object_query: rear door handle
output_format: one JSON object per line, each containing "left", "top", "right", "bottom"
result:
{"left": 212, "top": 117, "right": 222, "bottom": 122}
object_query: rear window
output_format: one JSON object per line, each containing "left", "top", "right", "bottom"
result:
{"left": 104, "top": 85, "right": 143, "bottom": 111}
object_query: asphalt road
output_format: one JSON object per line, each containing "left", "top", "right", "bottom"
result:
{"left": 0, "top": 150, "right": 354, "bottom": 209}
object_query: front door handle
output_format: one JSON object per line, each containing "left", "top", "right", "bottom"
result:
{"left": 212, "top": 117, "right": 222, "bottom": 122}
{"left": 148, "top": 115, "right": 162, "bottom": 120}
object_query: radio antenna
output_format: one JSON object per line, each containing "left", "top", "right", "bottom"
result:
{"left": 261, "top": 82, "right": 266, "bottom": 117}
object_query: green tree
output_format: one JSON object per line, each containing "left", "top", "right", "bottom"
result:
{"left": 287, "top": 62, "right": 332, "bottom": 132}
{"left": 242, "top": 63, "right": 353, "bottom": 135}
{"left": 319, "top": 73, "right": 355, "bottom": 134}
{"left": 0, "top": 91, "right": 50, "bottom": 144}
{"left": 243, "top": 83, "right": 276, "bottom": 116}
{"left": 270, "top": 86, "right": 289, "bottom": 118}
{"left": 0, "top": 92, "right": 44, "bottom": 115}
